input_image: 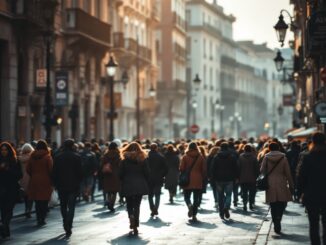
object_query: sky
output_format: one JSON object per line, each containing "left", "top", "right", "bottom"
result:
{"left": 208, "top": 0, "right": 293, "bottom": 49}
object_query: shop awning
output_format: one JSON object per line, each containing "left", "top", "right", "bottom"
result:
{"left": 285, "top": 127, "right": 306, "bottom": 137}
{"left": 290, "top": 127, "right": 318, "bottom": 138}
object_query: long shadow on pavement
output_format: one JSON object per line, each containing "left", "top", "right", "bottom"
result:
{"left": 93, "top": 211, "right": 120, "bottom": 219}
{"left": 186, "top": 220, "right": 217, "bottom": 229}
{"left": 109, "top": 233, "right": 149, "bottom": 245}
{"left": 271, "top": 233, "right": 310, "bottom": 243}
{"left": 222, "top": 218, "right": 258, "bottom": 230}
{"left": 33, "top": 234, "right": 69, "bottom": 245}
{"left": 141, "top": 217, "right": 171, "bottom": 228}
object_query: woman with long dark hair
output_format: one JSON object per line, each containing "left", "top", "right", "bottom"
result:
{"left": 0, "top": 142, "right": 22, "bottom": 239}
{"left": 164, "top": 144, "right": 180, "bottom": 204}
{"left": 120, "top": 142, "right": 149, "bottom": 235}
{"left": 27, "top": 140, "right": 53, "bottom": 226}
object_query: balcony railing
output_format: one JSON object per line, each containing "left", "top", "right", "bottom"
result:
{"left": 172, "top": 12, "right": 186, "bottom": 31}
{"left": 64, "top": 8, "right": 111, "bottom": 46}
{"left": 174, "top": 43, "right": 186, "bottom": 59}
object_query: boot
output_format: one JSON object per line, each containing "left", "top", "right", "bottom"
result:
{"left": 273, "top": 218, "right": 281, "bottom": 234}
{"left": 129, "top": 215, "right": 135, "bottom": 230}
{"left": 187, "top": 205, "right": 193, "bottom": 218}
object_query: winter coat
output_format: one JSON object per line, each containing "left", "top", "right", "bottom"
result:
{"left": 101, "top": 149, "right": 121, "bottom": 193}
{"left": 18, "top": 152, "right": 32, "bottom": 191}
{"left": 286, "top": 147, "right": 301, "bottom": 177}
{"left": 211, "top": 150, "right": 238, "bottom": 182}
{"left": 147, "top": 150, "right": 167, "bottom": 187}
{"left": 297, "top": 145, "right": 326, "bottom": 205}
{"left": 179, "top": 149, "right": 206, "bottom": 190}
{"left": 80, "top": 149, "right": 97, "bottom": 178}
{"left": 53, "top": 149, "right": 82, "bottom": 192}
{"left": 0, "top": 157, "right": 23, "bottom": 202}
{"left": 238, "top": 152, "right": 259, "bottom": 184}
{"left": 27, "top": 150, "right": 53, "bottom": 201}
{"left": 164, "top": 152, "right": 180, "bottom": 190}
{"left": 260, "top": 151, "right": 293, "bottom": 203}
{"left": 120, "top": 152, "right": 150, "bottom": 197}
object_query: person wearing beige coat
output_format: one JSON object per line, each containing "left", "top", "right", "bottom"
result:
{"left": 260, "top": 142, "right": 294, "bottom": 234}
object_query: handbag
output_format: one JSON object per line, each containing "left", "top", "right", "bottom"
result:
{"left": 102, "top": 163, "right": 113, "bottom": 174}
{"left": 256, "top": 156, "right": 284, "bottom": 191}
{"left": 49, "top": 190, "right": 59, "bottom": 207}
{"left": 178, "top": 155, "right": 199, "bottom": 187}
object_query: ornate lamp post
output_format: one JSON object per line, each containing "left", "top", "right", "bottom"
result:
{"left": 274, "top": 10, "right": 296, "bottom": 47}
{"left": 274, "top": 51, "right": 285, "bottom": 72}
{"left": 105, "top": 54, "right": 118, "bottom": 141}
{"left": 215, "top": 100, "right": 225, "bottom": 137}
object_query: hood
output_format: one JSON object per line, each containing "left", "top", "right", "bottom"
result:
{"left": 31, "top": 149, "right": 50, "bottom": 160}
{"left": 217, "top": 150, "right": 232, "bottom": 159}
{"left": 185, "top": 149, "right": 200, "bottom": 158}
{"left": 265, "top": 151, "right": 285, "bottom": 162}
{"left": 123, "top": 151, "right": 146, "bottom": 162}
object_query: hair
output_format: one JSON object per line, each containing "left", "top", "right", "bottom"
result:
{"left": 244, "top": 144, "right": 252, "bottom": 153}
{"left": 108, "top": 142, "right": 118, "bottom": 151}
{"left": 150, "top": 143, "right": 158, "bottom": 151}
{"left": 0, "top": 142, "right": 17, "bottom": 162}
{"left": 166, "top": 144, "right": 176, "bottom": 154}
{"left": 208, "top": 146, "right": 219, "bottom": 157}
{"left": 121, "top": 142, "right": 147, "bottom": 162}
{"left": 199, "top": 145, "right": 207, "bottom": 158}
{"left": 187, "top": 142, "right": 198, "bottom": 152}
{"left": 36, "top": 140, "right": 49, "bottom": 151}
{"left": 84, "top": 142, "right": 92, "bottom": 148}
{"left": 310, "top": 132, "right": 326, "bottom": 152}
{"left": 21, "top": 143, "right": 34, "bottom": 154}
{"left": 63, "top": 139, "right": 75, "bottom": 150}
{"left": 220, "top": 142, "right": 229, "bottom": 151}
{"left": 268, "top": 142, "right": 280, "bottom": 151}
{"left": 92, "top": 143, "right": 101, "bottom": 152}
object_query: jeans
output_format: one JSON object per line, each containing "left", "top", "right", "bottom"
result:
{"left": 210, "top": 181, "right": 218, "bottom": 203}
{"left": 306, "top": 203, "right": 326, "bottom": 245}
{"left": 216, "top": 181, "right": 233, "bottom": 212}
{"left": 58, "top": 191, "right": 78, "bottom": 230}
{"left": 233, "top": 183, "right": 240, "bottom": 204}
{"left": 183, "top": 189, "right": 201, "bottom": 216}
{"left": 270, "top": 201, "right": 286, "bottom": 223}
{"left": 35, "top": 200, "right": 48, "bottom": 223}
{"left": 0, "top": 196, "right": 15, "bottom": 236}
{"left": 148, "top": 185, "right": 161, "bottom": 211}
{"left": 241, "top": 183, "right": 256, "bottom": 207}
{"left": 126, "top": 195, "right": 143, "bottom": 227}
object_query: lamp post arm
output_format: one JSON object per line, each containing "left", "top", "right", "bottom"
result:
{"left": 280, "top": 9, "right": 294, "bottom": 22}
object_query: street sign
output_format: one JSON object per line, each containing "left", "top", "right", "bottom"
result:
{"left": 283, "top": 94, "right": 294, "bottom": 106}
{"left": 320, "top": 67, "right": 326, "bottom": 83}
{"left": 55, "top": 71, "right": 69, "bottom": 106}
{"left": 36, "top": 69, "right": 47, "bottom": 89}
{"left": 190, "top": 124, "right": 200, "bottom": 134}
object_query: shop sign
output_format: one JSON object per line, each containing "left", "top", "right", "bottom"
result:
{"left": 55, "top": 71, "right": 69, "bottom": 106}
{"left": 36, "top": 69, "right": 47, "bottom": 89}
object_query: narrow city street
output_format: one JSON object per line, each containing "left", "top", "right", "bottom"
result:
{"left": 5, "top": 189, "right": 276, "bottom": 245}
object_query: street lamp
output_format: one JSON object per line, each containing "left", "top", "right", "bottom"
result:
{"left": 193, "top": 74, "right": 201, "bottom": 91}
{"left": 105, "top": 54, "right": 118, "bottom": 141}
{"left": 229, "top": 112, "right": 242, "bottom": 138}
{"left": 215, "top": 100, "right": 225, "bottom": 137}
{"left": 274, "top": 10, "right": 295, "bottom": 47}
{"left": 274, "top": 51, "right": 285, "bottom": 72}
{"left": 149, "top": 84, "right": 156, "bottom": 97}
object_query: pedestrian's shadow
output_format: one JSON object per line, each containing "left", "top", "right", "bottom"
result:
{"left": 141, "top": 217, "right": 171, "bottom": 228}
{"left": 222, "top": 219, "right": 256, "bottom": 230}
{"left": 198, "top": 209, "right": 215, "bottom": 214}
{"left": 165, "top": 202, "right": 182, "bottom": 206}
{"left": 186, "top": 220, "right": 217, "bottom": 229}
{"left": 109, "top": 233, "right": 149, "bottom": 244}
{"left": 36, "top": 234, "right": 70, "bottom": 245}
{"left": 283, "top": 210, "right": 302, "bottom": 216}
{"left": 92, "top": 207, "right": 107, "bottom": 212}
{"left": 272, "top": 233, "right": 310, "bottom": 242}
{"left": 93, "top": 211, "right": 119, "bottom": 219}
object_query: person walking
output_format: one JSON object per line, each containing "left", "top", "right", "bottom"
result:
{"left": 297, "top": 132, "right": 326, "bottom": 245}
{"left": 211, "top": 142, "right": 238, "bottom": 219}
{"left": 260, "top": 142, "right": 294, "bottom": 234}
{"left": 238, "top": 144, "right": 259, "bottom": 211}
{"left": 164, "top": 145, "right": 180, "bottom": 204}
{"left": 207, "top": 147, "right": 219, "bottom": 209}
{"left": 18, "top": 143, "right": 34, "bottom": 218}
{"left": 147, "top": 143, "right": 167, "bottom": 217}
{"left": 0, "top": 142, "right": 23, "bottom": 239}
{"left": 80, "top": 142, "right": 98, "bottom": 202}
{"left": 101, "top": 142, "right": 121, "bottom": 212}
{"left": 53, "top": 139, "right": 82, "bottom": 237}
{"left": 26, "top": 140, "right": 53, "bottom": 227}
{"left": 120, "top": 142, "right": 149, "bottom": 235}
{"left": 180, "top": 142, "right": 206, "bottom": 222}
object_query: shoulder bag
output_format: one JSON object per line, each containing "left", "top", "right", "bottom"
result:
{"left": 178, "top": 155, "right": 199, "bottom": 187}
{"left": 256, "top": 156, "right": 284, "bottom": 191}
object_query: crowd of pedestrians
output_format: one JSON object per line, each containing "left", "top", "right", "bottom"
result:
{"left": 0, "top": 132, "right": 325, "bottom": 244}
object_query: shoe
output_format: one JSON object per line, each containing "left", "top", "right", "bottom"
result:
{"left": 133, "top": 227, "right": 138, "bottom": 235}
{"left": 243, "top": 205, "right": 247, "bottom": 212}
{"left": 150, "top": 210, "right": 155, "bottom": 217}
{"left": 154, "top": 209, "right": 158, "bottom": 216}
{"left": 192, "top": 216, "right": 198, "bottom": 222}
{"left": 129, "top": 216, "right": 135, "bottom": 229}
{"left": 274, "top": 219, "right": 281, "bottom": 234}
{"left": 249, "top": 204, "right": 254, "bottom": 211}
{"left": 233, "top": 202, "right": 238, "bottom": 207}
{"left": 219, "top": 212, "right": 224, "bottom": 219}
{"left": 187, "top": 205, "right": 193, "bottom": 218}
{"left": 224, "top": 208, "right": 230, "bottom": 219}
{"left": 25, "top": 212, "right": 32, "bottom": 219}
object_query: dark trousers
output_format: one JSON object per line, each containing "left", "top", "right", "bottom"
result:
{"left": 24, "top": 196, "right": 33, "bottom": 214}
{"left": 241, "top": 183, "right": 256, "bottom": 207}
{"left": 126, "top": 195, "right": 143, "bottom": 227}
{"left": 306, "top": 204, "right": 326, "bottom": 245}
{"left": 183, "top": 189, "right": 201, "bottom": 216}
{"left": 148, "top": 185, "right": 161, "bottom": 211}
{"left": 0, "top": 197, "right": 15, "bottom": 236}
{"left": 35, "top": 200, "right": 48, "bottom": 223}
{"left": 58, "top": 191, "right": 78, "bottom": 230}
{"left": 270, "top": 201, "right": 286, "bottom": 223}
{"left": 233, "top": 183, "right": 240, "bottom": 204}
{"left": 210, "top": 181, "right": 218, "bottom": 203}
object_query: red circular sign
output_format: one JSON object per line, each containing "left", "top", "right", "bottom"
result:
{"left": 321, "top": 67, "right": 326, "bottom": 83}
{"left": 190, "top": 124, "right": 200, "bottom": 134}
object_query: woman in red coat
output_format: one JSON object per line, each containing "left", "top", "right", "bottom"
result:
{"left": 180, "top": 142, "right": 206, "bottom": 222}
{"left": 27, "top": 140, "right": 53, "bottom": 226}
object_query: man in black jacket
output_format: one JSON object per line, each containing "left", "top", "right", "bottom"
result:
{"left": 147, "top": 143, "right": 167, "bottom": 217}
{"left": 211, "top": 142, "right": 239, "bottom": 219}
{"left": 53, "top": 139, "right": 82, "bottom": 237}
{"left": 298, "top": 132, "right": 326, "bottom": 245}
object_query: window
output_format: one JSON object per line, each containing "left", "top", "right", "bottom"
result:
{"left": 203, "top": 38, "right": 206, "bottom": 58}
{"left": 186, "top": 10, "right": 191, "bottom": 25}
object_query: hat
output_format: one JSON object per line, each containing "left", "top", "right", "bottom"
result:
{"left": 112, "top": 139, "right": 122, "bottom": 148}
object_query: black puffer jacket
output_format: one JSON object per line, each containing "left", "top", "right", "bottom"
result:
{"left": 211, "top": 150, "right": 238, "bottom": 182}
{"left": 147, "top": 150, "right": 167, "bottom": 187}
{"left": 0, "top": 157, "right": 22, "bottom": 201}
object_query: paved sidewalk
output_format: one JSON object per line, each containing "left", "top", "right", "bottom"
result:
{"left": 255, "top": 201, "right": 310, "bottom": 244}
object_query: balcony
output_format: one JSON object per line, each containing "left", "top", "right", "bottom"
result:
{"left": 174, "top": 79, "right": 187, "bottom": 94}
{"left": 172, "top": 12, "right": 186, "bottom": 33}
{"left": 174, "top": 43, "right": 186, "bottom": 62}
{"left": 64, "top": 8, "right": 111, "bottom": 47}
